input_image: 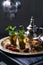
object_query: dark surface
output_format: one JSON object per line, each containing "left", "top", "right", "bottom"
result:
{"left": 0, "top": 50, "right": 43, "bottom": 65}
{"left": 0, "top": 51, "right": 19, "bottom": 65}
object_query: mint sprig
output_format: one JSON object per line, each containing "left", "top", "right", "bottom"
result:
{"left": 18, "top": 30, "right": 25, "bottom": 39}
{"left": 5, "top": 25, "right": 16, "bottom": 36}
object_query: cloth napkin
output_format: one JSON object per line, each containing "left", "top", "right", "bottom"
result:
{"left": 0, "top": 51, "right": 43, "bottom": 65}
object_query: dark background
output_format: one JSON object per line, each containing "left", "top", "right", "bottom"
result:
{"left": 0, "top": 0, "right": 43, "bottom": 38}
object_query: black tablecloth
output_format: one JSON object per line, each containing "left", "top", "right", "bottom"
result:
{"left": 0, "top": 50, "right": 43, "bottom": 65}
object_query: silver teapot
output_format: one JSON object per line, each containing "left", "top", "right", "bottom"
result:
{"left": 25, "top": 16, "right": 38, "bottom": 37}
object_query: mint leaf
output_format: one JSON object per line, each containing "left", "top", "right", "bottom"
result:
{"left": 5, "top": 26, "right": 16, "bottom": 36}
{"left": 18, "top": 30, "right": 25, "bottom": 38}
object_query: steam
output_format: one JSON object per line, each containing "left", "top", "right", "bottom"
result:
{"left": 2, "top": 0, "right": 21, "bottom": 20}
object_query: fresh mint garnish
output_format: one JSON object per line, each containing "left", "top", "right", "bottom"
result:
{"left": 5, "top": 25, "right": 16, "bottom": 36}
{"left": 18, "top": 30, "right": 25, "bottom": 39}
